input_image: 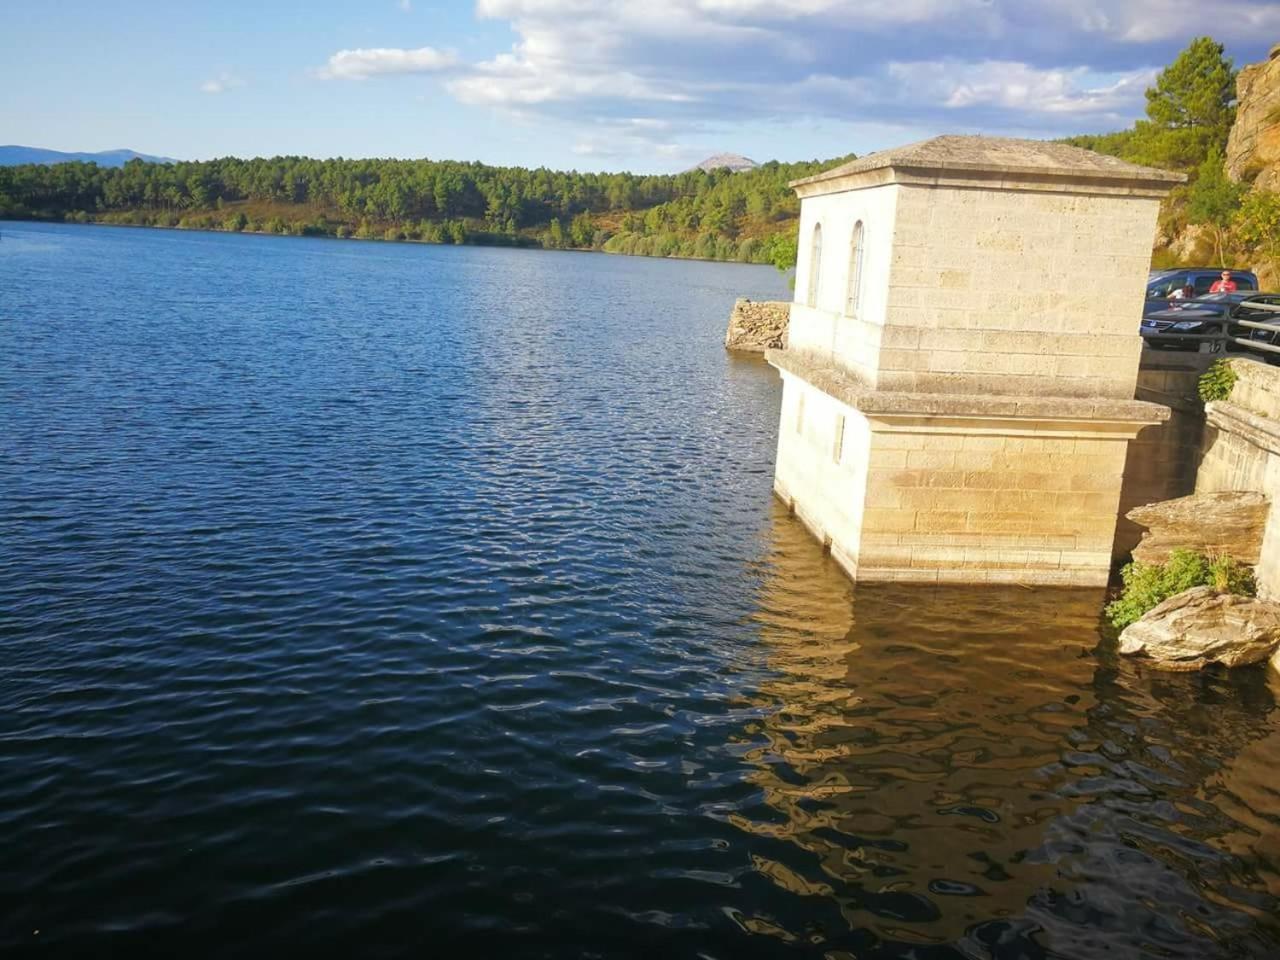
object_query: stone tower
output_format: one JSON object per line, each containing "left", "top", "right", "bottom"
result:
{"left": 768, "top": 135, "right": 1183, "bottom": 586}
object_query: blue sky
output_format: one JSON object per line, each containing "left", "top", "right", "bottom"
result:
{"left": 4, "top": 1, "right": 1278, "bottom": 172}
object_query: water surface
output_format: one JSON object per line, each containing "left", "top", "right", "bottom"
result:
{"left": 2, "top": 222, "right": 1279, "bottom": 958}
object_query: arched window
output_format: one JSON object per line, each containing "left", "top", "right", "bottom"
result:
{"left": 846, "top": 220, "right": 864, "bottom": 317}
{"left": 806, "top": 223, "right": 823, "bottom": 308}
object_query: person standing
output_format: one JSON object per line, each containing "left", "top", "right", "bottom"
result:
{"left": 1210, "top": 270, "right": 1238, "bottom": 293}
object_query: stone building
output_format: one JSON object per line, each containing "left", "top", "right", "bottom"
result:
{"left": 767, "top": 136, "right": 1183, "bottom": 586}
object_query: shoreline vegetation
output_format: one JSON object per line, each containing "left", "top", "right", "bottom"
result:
{"left": 1, "top": 216, "right": 773, "bottom": 267}
{"left": 0, "top": 154, "right": 842, "bottom": 269}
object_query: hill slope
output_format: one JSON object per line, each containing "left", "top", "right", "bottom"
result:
{"left": 0, "top": 145, "right": 176, "bottom": 167}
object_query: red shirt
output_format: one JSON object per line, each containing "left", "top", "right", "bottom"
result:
{"left": 1210, "top": 279, "right": 1238, "bottom": 293}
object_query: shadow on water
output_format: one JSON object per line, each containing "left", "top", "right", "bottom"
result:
{"left": 726, "top": 501, "right": 1280, "bottom": 958}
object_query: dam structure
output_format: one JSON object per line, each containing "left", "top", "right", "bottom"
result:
{"left": 766, "top": 136, "right": 1183, "bottom": 586}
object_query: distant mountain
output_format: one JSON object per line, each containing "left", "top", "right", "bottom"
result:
{"left": 693, "top": 153, "right": 759, "bottom": 173}
{"left": 0, "top": 145, "right": 176, "bottom": 167}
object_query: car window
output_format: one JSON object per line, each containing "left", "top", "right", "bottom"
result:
{"left": 1237, "top": 276, "right": 1257, "bottom": 290}
{"left": 1151, "top": 274, "right": 1194, "bottom": 298}
{"left": 1193, "top": 275, "right": 1217, "bottom": 295}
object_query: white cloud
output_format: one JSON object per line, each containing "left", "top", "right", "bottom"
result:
{"left": 439, "top": 0, "right": 1280, "bottom": 152}
{"left": 692, "top": 0, "right": 993, "bottom": 24}
{"left": 315, "top": 0, "right": 1277, "bottom": 163}
{"left": 885, "top": 60, "right": 1156, "bottom": 116}
{"left": 317, "top": 46, "right": 458, "bottom": 80}
{"left": 570, "top": 118, "right": 687, "bottom": 160}
{"left": 399, "top": 0, "right": 412, "bottom": 10}
{"left": 450, "top": 53, "right": 694, "bottom": 107}
{"left": 199, "top": 72, "right": 245, "bottom": 95}
{"left": 1067, "top": 0, "right": 1280, "bottom": 43}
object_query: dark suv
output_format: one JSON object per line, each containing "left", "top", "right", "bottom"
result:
{"left": 1145, "top": 268, "right": 1259, "bottom": 316}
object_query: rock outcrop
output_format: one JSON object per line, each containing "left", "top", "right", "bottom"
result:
{"left": 1127, "top": 491, "right": 1269, "bottom": 566}
{"left": 1119, "top": 586, "right": 1280, "bottom": 670}
{"left": 694, "top": 153, "right": 759, "bottom": 174}
{"left": 1226, "top": 43, "right": 1280, "bottom": 192}
{"left": 725, "top": 298, "right": 789, "bottom": 353}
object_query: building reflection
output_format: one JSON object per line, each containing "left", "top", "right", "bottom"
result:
{"left": 1212, "top": 720, "right": 1280, "bottom": 899}
{"left": 729, "top": 501, "right": 1280, "bottom": 952}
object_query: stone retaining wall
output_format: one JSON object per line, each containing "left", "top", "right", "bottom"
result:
{"left": 724, "top": 299, "right": 789, "bottom": 353}
{"left": 1114, "top": 350, "right": 1212, "bottom": 558}
{"left": 1197, "top": 359, "right": 1280, "bottom": 599}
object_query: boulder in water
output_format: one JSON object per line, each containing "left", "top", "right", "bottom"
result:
{"left": 1119, "top": 586, "right": 1280, "bottom": 670}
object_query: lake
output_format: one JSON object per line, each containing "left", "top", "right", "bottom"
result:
{"left": 2, "top": 221, "right": 1279, "bottom": 958}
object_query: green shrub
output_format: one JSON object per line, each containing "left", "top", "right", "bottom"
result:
{"left": 1106, "top": 548, "right": 1256, "bottom": 628}
{"left": 1198, "top": 358, "right": 1237, "bottom": 402}
{"left": 1207, "top": 553, "right": 1255, "bottom": 595}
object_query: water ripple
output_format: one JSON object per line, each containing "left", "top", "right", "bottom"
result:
{"left": 1, "top": 222, "right": 1278, "bottom": 958}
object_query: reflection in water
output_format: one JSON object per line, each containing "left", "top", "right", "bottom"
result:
{"left": 728, "top": 502, "right": 1280, "bottom": 957}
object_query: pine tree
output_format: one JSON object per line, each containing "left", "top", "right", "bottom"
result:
{"left": 1187, "top": 148, "right": 1246, "bottom": 264}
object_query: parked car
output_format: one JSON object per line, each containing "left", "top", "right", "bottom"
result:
{"left": 1141, "top": 291, "right": 1280, "bottom": 351}
{"left": 1144, "top": 268, "right": 1259, "bottom": 317}
{"left": 1236, "top": 295, "right": 1280, "bottom": 358}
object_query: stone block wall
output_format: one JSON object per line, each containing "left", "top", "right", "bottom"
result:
{"left": 1113, "top": 352, "right": 1212, "bottom": 557}
{"left": 854, "top": 428, "right": 1132, "bottom": 585}
{"left": 786, "top": 304, "right": 884, "bottom": 386}
{"left": 773, "top": 138, "right": 1179, "bottom": 586}
{"left": 788, "top": 180, "right": 899, "bottom": 387}
{"left": 773, "top": 371, "right": 872, "bottom": 577}
{"left": 1196, "top": 360, "right": 1280, "bottom": 599}
{"left": 876, "top": 185, "right": 1159, "bottom": 399}
{"left": 769, "top": 348, "right": 1155, "bottom": 586}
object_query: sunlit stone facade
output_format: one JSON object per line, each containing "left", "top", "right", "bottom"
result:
{"left": 767, "top": 136, "right": 1183, "bottom": 585}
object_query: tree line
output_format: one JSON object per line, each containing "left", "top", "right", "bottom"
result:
{"left": 0, "top": 152, "right": 845, "bottom": 268}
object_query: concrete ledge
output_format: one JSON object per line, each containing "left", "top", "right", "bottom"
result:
{"left": 768, "top": 347, "right": 1169, "bottom": 431}
{"left": 1206, "top": 400, "right": 1280, "bottom": 457}
{"left": 1226, "top": 358, "right": 1280, "bottom": 420}
{"left": 852, "top": 565, "right": 1110, "bottom": 587}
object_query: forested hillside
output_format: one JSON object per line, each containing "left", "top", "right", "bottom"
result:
{"left": 0, "top": 153, "right": 849, "bottom": 266}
